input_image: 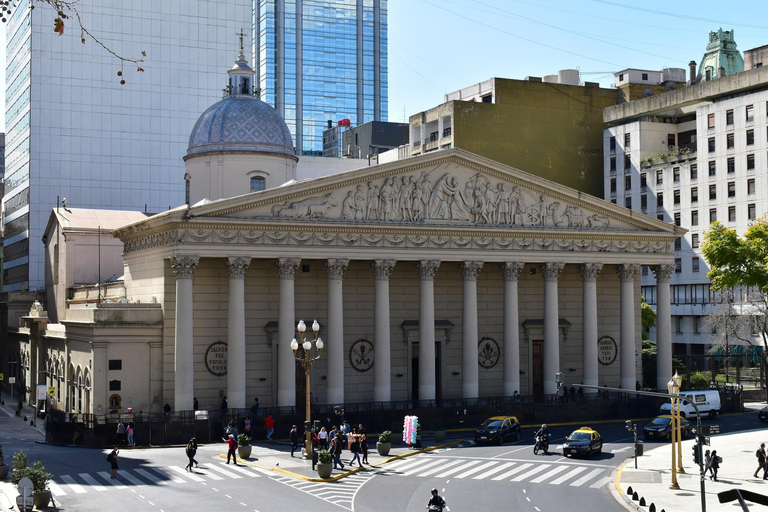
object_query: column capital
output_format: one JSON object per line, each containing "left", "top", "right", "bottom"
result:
{"left": 325, "top": 259, "right": 350, "bottom": 279}
{"left": 579, "top": 263, "right": 604, "bottom": 282}
{"left": 372, "top": 259, "right": 396, "bottom": 280}
{"left": 417, "top": 260, "right": 441, "bottom": 280}
{"left": 541, "top": 262, "right": 565, "bottom": 281}
{"left": 225, "top": 257, "right": 251, "bottom": 279}
{"left": 501, "top": 262, "right": 525, "bottom": 281}
{"left": 616, "top": 263, "right": 641, "bottom": 282}
{"left": 171, "top": 256, "right": 199, "bottom": 278}
{"left": 276, "top": 257, "right": 301, "bottom": 278}
{"left": 653, "top": 264, "right": 676, "bottom": 282}
{"left": 460, "top": 261, "right": 484, "bottom": 280}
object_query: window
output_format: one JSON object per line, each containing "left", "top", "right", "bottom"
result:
{"left": 109, "top": 380, "right": 121, "bottom": 391}
{"left": 610, "top": 178, "right": 617, "bottom": 193}
{"left": 667, "top": 134, "right": 676, "bottom": 147}
{"left": 619, "top": 73, "right": 624, "bottom": 81}
{"left": 709, "top": 161, "right": 716, "bottom": 176}
{"left": 675, "top": 258, "right": 682, "bottom": 273}
{"left": 727, "top": 157, "right": 735, "bottom": 174}
{"left": 726, "top": 109, "right": 734, "bottom": 125}
{"left": 728, "top": 206, "right": 736, "bottom": 222}
{"left": 674, "top": 212, "right": 681, "bottom": 226}
{"left": 692, "top": 257, "right": 700, "bottom": 273}
{"left": 673, "top": 167, "right": 680, "bottom": 182}
{"left": 748, "top": 178, "right": 756, "bottom": 195}
{"left": 691, "top": 210, "right": 699, "bottom": 226}
{"left": 657, "top": 214, "right": 664, "bottom": 221}
{"left": 675, "top": 316, "right": 683, "bottom": 333}
{"left": 749, "top": 203, "right": 757, "bottom": 220}
{"left": 690, "top": 164, "right": 698, "bottom": 180}
{"left": 707, "top": 113, "right": 715, "bottom": 129}
{"left": 657, "top": 192, "right": 664, "bottom": 207}
{"left": 624, "top": 155, "right": 631, "bottom": 171}
{"left": 747, "top": 104, "right": 754, "bottom": 121}
{"left": 693, "top": 316, "right": 701, "bottom": 334}
{"left": 642, "top": 72, "right": 649, "bottom": 80}
{"left": 709, "top": 184, "right": 717, "bottom": 200}
{"left": 108, "top": 360, "right": 122, "bottom": 371}
{"left": 610, "top": 157, "right": 616, "bottom": 172}
{"left": 625, "top": 176, "right": 632, "bottom": 190}
{"left": 747, "top": 129, "right": 755, "bottom": 145}
{"left": 674, "top": 238, "right": 682, "bottom": 250}
{"left": 727, "top": 133, "right": 734, "bottom": 149}
{"left": 674, "top": 189, "right": 681, "bottom": 204}
{"left": 710, "top": 208, "right": 717, "bottom": 223}
{"left": 250, "top": 176, "right": 266, "bottom": 192}
{"left": 708, "top": 137, "right": 716, "bottom": 152}
{"left": 609, "top": 136, "right": 616, "bottom": 151}
{"left": 692, "top": 233, "right": 699, "bottom": 248}
{"left": 747, "top": 154, "right": 755, "bottom": 170}
{"left": 656, "top": 170, "right": 663, "bottom": 184}
{"left": 641, "top": 194, "right": 647, "bottom": 210}
{"left": 625, "top": 197, "right": 632, "bottom": 209}
{"left": 640, "top": 173, "right": 647, "bottom": 188}
{"left": 624, "top": 133, "right": 631, "bottom": 148}
{"left": 691, "top": 187, "right": 698, "bottom": 203}
{"left": 728, "top": 181, "right": 736, "bottom": 197}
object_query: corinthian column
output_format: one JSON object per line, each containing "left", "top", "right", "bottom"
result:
{"left": 617, "top": 264, "right": 641, "bottom": 391}
{"left": 172, "top": 255, "right": 199, "bottom": 411}
{"left": 580, "top": 263, "right": 603, "bottom": 393}
{"left": 277, "top": 257, "right": 301, "bottom": 407}
{"left": 372, "top": 260, "right": 396, "bottom": 402}
{"left": 542, "top": 263, "right": 565, "bottom": 395}
{"left": 654, "top": 265, "right": 676, "bottom": 390}
{"left": 461, "top": 261, "right": 483, "bottom": 398}
{"left": 226, "top": 257, "right": 251, "bottom": 409}
{"left": 501, "top": 262, "right": 524, "bottom": 396}
{"left": 325, "top": 259, "right": 349, "bottom": 404}
{"left": 417, "top": 260, "right": 440, "bottom": 401}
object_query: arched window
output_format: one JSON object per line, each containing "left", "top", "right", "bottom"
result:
{"left": 250, "top": 176, "right": 266, "bottom": 193}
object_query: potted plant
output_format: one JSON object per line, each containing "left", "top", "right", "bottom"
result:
{"left": 0, "top": 444, "right": 7, "bottom": 480}
{"left": 237, "top": 433, "right": 252, "bottom": 459}
{"left": 316, "top": 449, "right": 333, "bottom": 479}
{"left": 377, "top": 430, "right": 392, "bottom": 456}
{"left": 432, "top": 422, "right": 446, "bottom": 443}
{"left": 11, "top": 451, "right": 52, "bottom": 509}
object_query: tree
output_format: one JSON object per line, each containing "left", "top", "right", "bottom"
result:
{"left": 641, "top": 296, "right": 658, "bottom": 387}
{"left": 701, "top": 219, "right": 768, "bottom": 399}
{"left": 0, "top": 0, "right": 145, "bottom": 84}
{"left": 641, "top": 295, "right": 657, "bottom": 341}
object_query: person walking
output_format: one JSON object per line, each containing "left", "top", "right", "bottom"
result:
{"left": 250, "top": 397, "right": 259, "bottom": 417}
{"left": 244, "top": 417, "right": 252, "bottom": 440}
{"left": 221, "top": 396, "right": 228, "bottom": 415}
{"left": 318, "top": 427, "right": 328, "bottom": 449}
{"left": 349, "top": 432, "right": 362, "bottom": 467}
{"left": 331, "top": 433, "right": 345, "bottom": 471}
{"left": 265, "top": 413, "right": 275, "bottom": 440}
{"left": 126, "top": 422, "right": 135, "bottom": 447}
{"left": 710, "top": 450, "right": 720, "bottom": 481}
{"left": 107, "top": 447, "right": 119, "bottom": 479}
{"left": 360, "top": 432, "right": 369, "bottom": 464}
{"left": 193, "top": 397, "right": 199, "bottom": 411}
{"left": 224, "top": 433, "right": 238, "bottom": 465}
{"left": 115, "top": 420, "right": 126, "bottom": 445}
{"left": 185, "top": 437, "right": 198, "bottom": 471}
{"left": 290, "top": 425, "right": 300, "bottom": 457}
{"left": 755, "top": 443, "right": 766, "bottom": 478}
{"left": 704, "top": 449, "right": 713, "bottom": 478}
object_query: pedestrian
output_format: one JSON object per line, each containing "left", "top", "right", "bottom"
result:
{"left": 360, "top": 432, "right": 369, "bottom": 464}
{"left": 107, "top": 447, "right": 119, "bottom": 479}
{"left": 290, "top": 425, "right": 300, "bottom": 457}
{"left": 331, "top": 433, "right": 345, "bottom": 470}
{"left": 185, "top": 437, "right": 198, "bottom": 471}
{"left": 126, "top": 422, "right": 135, "bottom": 447}
{"left": 221, "top": 396, "right": 228, "bottom": 414}
{"left": 349, "top": 431, "right": 362, "bottom": 467}
{"left": 251, "top": 397, "right": 259, "bottom": 418}
{"left": 244, "top": 417, "right": 252, "bottom": 439}
{"left": 223, "top": 433, "right": 238, "bottom": 465}
{"left": 318, "top": 427, "right": 328, "bottom": 449}
{"left": 163, "top": 403, "right": 171, "bottom": 421}
{"left": 754, "top": 443, "right": 766, "bottom": 478}
{"left": 265, "top": 413, "right": 275, "bottom": 440}
{"left": 513, "top": 390, "right": 521, "bottom": 404}
{"left": 705, "top": 449, "right": 713, "bottom": 477}
{"left": 342, "top": 420, "right": 351, "bottom": 445}
{"left": 116, "top": 420, "right": 126, "bottom": 445}
{"left": 710, "top": 450, "right": 720, "bottom": 481}
{"left": 193, "top": 397, "right": 199, "bottom": 411}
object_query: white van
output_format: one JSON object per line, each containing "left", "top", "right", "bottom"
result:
{"left": 659, "top": 390, "right": 721, "bottom": 418}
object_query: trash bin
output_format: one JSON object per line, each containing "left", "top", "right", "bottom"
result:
{"left": 635, "top": 441, "right": 644, "bottom": 456}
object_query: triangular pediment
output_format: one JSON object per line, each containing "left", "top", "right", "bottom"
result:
{"left": 188, "top": 149, "right": 677, "bottom": 236}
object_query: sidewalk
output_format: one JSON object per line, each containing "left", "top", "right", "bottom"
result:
{"left": 615, "top": 403, "right": 768, "bottom": 512}
{"left": 0, "top": 399, "right": 46, "bottom": 512}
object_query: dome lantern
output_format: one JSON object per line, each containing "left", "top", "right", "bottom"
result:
{"left": 225, "top": 28, "right": 259, "bottom": 98}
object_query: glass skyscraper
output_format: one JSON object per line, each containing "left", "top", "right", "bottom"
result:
{"left": 253, "top": 0, "right": 388, "bottom": 156}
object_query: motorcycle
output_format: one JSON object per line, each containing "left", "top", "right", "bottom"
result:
{"left": 427, "top": 505, "right": 444, "bottom": 512}
{"left": 533, "top": 433, "right": 550, "bottom": 455}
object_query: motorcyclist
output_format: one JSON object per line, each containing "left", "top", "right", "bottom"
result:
{"left": 427, "top": 488, "right": 446, "bottom": 511}
{"left": 535, "top": 424, "right": 549, "bottom": 440}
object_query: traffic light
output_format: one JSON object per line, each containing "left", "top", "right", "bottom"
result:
{"left": 692, "top": 444, "right": 701, "bottom": 464}
{"left": 313, "top": 420, "right": 320, "bottom": 432}
{"left": 555, "top": 372, "right": 563, "bottom": 390}
{"left": 625, "top": 420, "right": 634, "bottom": 432}
{"left": 304, "top": 420, "right": 312, "bottom": 432}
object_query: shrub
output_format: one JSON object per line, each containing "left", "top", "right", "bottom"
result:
{"left": 378, "top": 430, "right": 391, "bottom": 443}
{"left": 10, "top": 451, "right": 52, "bottom": 494}
{"left": 687, "top": 371, "right": 709, "bottom": 390}
{"left": 317, "top": 449, "right": 333, "bottom": 464}
{"left": 237, "top": 433, "right": 250, "bottom": 447}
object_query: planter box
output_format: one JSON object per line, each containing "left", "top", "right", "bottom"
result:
{"left": 377, "top": 442, "right": 391, "bottom": 456}
{"left": 237, "top": 445, "right": 252, "bottom": 459}
{"left": 433, "top": 430, "right": 446, "bottom": 443}
{"left": 34, "top": 490, "right": 51, "bottom": 509}
{"left": 317, "top": 462, "right": 333, "bottom": 479}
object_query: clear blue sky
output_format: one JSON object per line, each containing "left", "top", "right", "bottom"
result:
{"left": 386, "top": 0, "right": 768, "bottom": 121}
{"left": 3, "top": 1, "right": 768, "bottom": 130}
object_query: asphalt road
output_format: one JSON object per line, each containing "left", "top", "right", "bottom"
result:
{"left": 3, "top": 411, "right": 765, "bottom": 512}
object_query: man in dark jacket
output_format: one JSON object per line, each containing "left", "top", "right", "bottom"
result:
{"left": 290, "top": 425, "right": 300, "bottom": 457}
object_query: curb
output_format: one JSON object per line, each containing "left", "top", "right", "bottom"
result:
{"left": 612, "top": 442, "right": 672, "bottom": 512}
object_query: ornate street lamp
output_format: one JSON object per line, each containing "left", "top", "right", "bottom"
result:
{"left": 673, "top": 371, "right": 685, "bottom": 474}
{"left": 667, "top": 371, "right": 681, "bottom": 489}
{"left": 291, "top": 319, "right": 323, "bottom": 461}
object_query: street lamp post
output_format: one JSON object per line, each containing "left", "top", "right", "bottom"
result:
{"left": 673, "top": 372, "right": 685, "bottom": 474}
{"left": 667, "top": 372, "right": 681, "bottom": 489}
{"left": 291, "top": 319, "right": 323, "bottom": 462}
{"left": 7, "top": 361, "right": 18, "bottom": 406}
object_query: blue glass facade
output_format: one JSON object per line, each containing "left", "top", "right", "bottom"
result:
{"left": 253, "top": 0, "right": 388, "bottom": 156}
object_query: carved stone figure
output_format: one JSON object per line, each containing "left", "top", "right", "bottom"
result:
{"left": 527, "top": 195, "right": 548, "bottom": 225}
{"left": 587, "top": 214, "right": 610, "bottom": 228}
{"left": 307, "top": 195, "right": 339, "bottom": 219}
{"left": 563, "top": 206, "right": 584, "bottom": 227}
{"left": 365, "top": 181, "right": 379, "bottom": 220}
{"left": 380, "top": 178, "right": 395, "bottom": 221}
{"left": 273, "top": 193, "right": 336, "bottom": 218}
{"left": 354, "top": 185, "right": 366, "bottom": 220}
{"left": 496, "top": 183, "right": 511, "bottom": 224}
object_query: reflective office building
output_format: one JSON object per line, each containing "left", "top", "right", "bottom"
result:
{"left": 254, "top": 0, "right": 388, "bottom": 155}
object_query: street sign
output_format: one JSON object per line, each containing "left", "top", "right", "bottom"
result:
{"left": 709, "top": 424, "right": 721, "bottom": 435}
{"left": 16, "top": 476, "right": 33, "bottom": 512}
{"left": 36, "top": 384, "right": 47, "bottom": 401}
{"left": 0, "top": 372, "right": 4, "bottom": 380}
{"left": 8, "top": 376, "right": 15, "bottom": 384}
{"left": 48, "top": 386, "right": 56, "bottom": 397}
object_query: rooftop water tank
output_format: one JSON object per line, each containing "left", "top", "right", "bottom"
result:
{"left": 543, "top": 75, "right": 558, "bottom": 83}
{"left": 558, "top": 69, "right": 580, "bottom": 85}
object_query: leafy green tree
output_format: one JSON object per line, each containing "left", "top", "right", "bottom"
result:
{"left": 641, "top": 296, "right": 658, "bottom": 387}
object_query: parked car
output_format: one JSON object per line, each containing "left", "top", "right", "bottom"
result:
{"left": 475, "top": 416, "right": 521, "bottom": 445}
{"left": 643, "top": 415, "right": 691, "bottom": 441}
{"left": 562, "top": 427, "right": 602, "bottom": 457}
{"left": 759, "top": 406, "right": 768, "bottom": 422}
{"left": 659, "top": 390, "right": 720, "bottom": 418}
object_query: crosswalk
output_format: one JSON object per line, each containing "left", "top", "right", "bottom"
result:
{"left": 380, "top": 456, "right": 612, "bottom": 488}
{"left": 271, "top": 472, "right": 376, "bottom": 511}
{"left": 48, "top": 462, "right": 270, "bottom": 497}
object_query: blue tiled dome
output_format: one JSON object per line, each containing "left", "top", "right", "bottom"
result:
{"left": 187, "top": 95, "right": 295, "bottom": 158}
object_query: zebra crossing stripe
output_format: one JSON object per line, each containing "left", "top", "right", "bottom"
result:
{"left": 474, "top": 462, "right": 516, "bottom": 480}
{"left": 169, "top": 466, "right": 206, "bottom": 482}
{"left": 119, "top": 470, "right": 147, "bottom": 486}
{"left": 60, "top": 475, "right": 87, "bottom": 494}
{"left": 570, "top": 468, "right": 604, "bottom": 487}
{"left": 511, "top": 464, "right": 551, "bottom": 482}
{"left": 249, "top": 466, "right": 275, "bottom": 476}
{"left": 530, "top": 465, "right": 569, "bottom": 483}
{"left": 97, "top": 471, "right": 127, "bottom": 487}
{"left": 549, "top": 466, "right": 586, "bottom": 485}
{"left": 589, "top": 476, "right": 612, "bottom": 488}
{"left": 223, "top": 463, "right": 260, "bottom": 477}
{"left": 402, "top": 459, "right": 445, "bottom": 476}
{"left": 78, "top": 473, "right": 107, "bottom": 491}
{"left": 419, "top": 459, "right": 464, "bottom": 477}
{"left": 151, "top": 467, "right": 186, "bottom": 484}
{"left": 436, "top": 460, "right": 482, "bottom": 478}
{"left": 390, "top": 458, "right": 430, "bottom": 473}
{"left": 48, "top": 480, "right": 67, "bottom": 496}
{"left": 134, "top": 468, "right": 168, "bottom": 485}
{"left": 491, "top": 463, "right": 530, "bottom": 481}
{"left": 207, "top": 464, "right": 243, "bottom": 479}
{"left": 455, "top": 461, "right": 499, "bottom": 479}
